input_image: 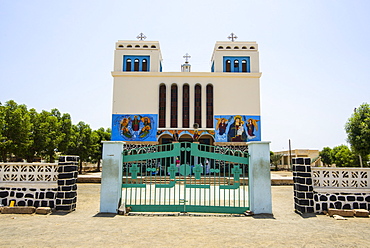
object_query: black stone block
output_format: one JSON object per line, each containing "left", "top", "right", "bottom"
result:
{"left": 63, "top": 199, "right": 73, "bottom": 205}
{"left": 298, "top": 199, "right": 310, "bottom": 206}
{"left": 61, "top": 186, "right": 72, "bottom": 191}
{"left": 40, "top": 189, "right": 45, "bottom": 191}
{"left": 56, "top": 199, "right": 62, "bottom": 204}
{"left": 306, "top": 192, "right": 313, "bottom": 199}
{"left": 357, "top": 196, "right": 364, "bottom": 201}
{"left": 63, "top": 165, "right": 78, "bottom": 172}
{"left": 329, "top": 203, "right": 334, "bottom": 208}
{"left": 1, "top": 198, "right": 7, "bottom": 206}
{"left": 293, "top": 158, "right": 304, "bottom": 165}
{"left": 57, "top": 192, "right": 64, "bottom": 198}
{"left": 34, "top": 201, "right": 40, "bottom": 208}
{"left": 320, "top": 195, "right": 328, "bottom": 201}
{"left": 343, "top": 204, "right": 351, "bottom": 209}
{"left": 294, "top": 165, "right": 306, "bottom": 172}
{"left": 297, "top": 172, "right": 312, "bottom": 178}
{"left": 49, "top": 201, "right": 55, "bottom": 208}
{"left": 304, "top": 158, "right": 311, "bottom": 165}
{"left": 314, "top": 194, "right": 319, "bottom": 201}
{"left": 0, "top": 191, "right": 9, "bottom": 198}
{"left": 297, "top": 185, "right": 309, "bottom": 191}
{"left": 306, "top": 178, "right": 312, "bottom": 185}
{"left": 347, "top": 196, "right": 355, "bottom": 201}
{"left": 41, "top": 201, "right": 48, "bottom": 207}
{"left": 296, "top": 177, "right": 306, "bottom": 184}
{"left": 30, "top": 188, "right": 37, "bottom": 191}
{"left": 46, "top": 192, "right": 55, "bottom": 199}
{"left": 316, "top": 203, "right": 320, "bottom": 211}
{"left": 73, "top": 197, "right": 77, "bottom": 203}
{"left": 322, "top": 202, "right": 328, "bottom": 211}
{"left": 22, "top": 188, "right": 26, "bottom": 191}
{"left": 65, "top": 179, "right": 76, "bottom": 185}
{"left": 57, "top": 180, "right": 65, "bottom": 186}
{"left": 72, "top": 185, "right": 77, "bottom": 191}
{"left": 73, "top": 172, "right": 78, "bottom": 178}
{"left": 330, "top": 195, "right": 337, "bottom": 201}
{"left": 18, "top": 201, "right": 26, "bottom": 206}
{"left": 338, "top": 196, "right": 345, "bottom": 201}
{"left": 39, "top": 192, "right": 45, "bottom": 199}
{"left": 56, "top": 205, "right": 73, "bottom": 211}
{"left": 16, "top": 192, "right": 24, "bottom": 198}
{"left": 334, "top": 202, "right": 342, "bottom": 209}
{"left": 58, "top": 172, "right": 74, "bottom": 179}
{"left": 353, "top": 202, "right": 359, "bottom": 209}
{"left": 10, "top": 192, "right": 15, "bottom": 197}
{"left": 27, "top": 200, "right": 33, "bottom": 206}
{"left": 365, "top": 196, "right": 370, "bottom": 202}
{"left": 306, "top": 207, "right": 314, "bottom": 213}
{"left": 65, "top": 192, "right": 76, "bottom": 198}
{"left": 25, "top": 194, "right": 34, "bottom": 198}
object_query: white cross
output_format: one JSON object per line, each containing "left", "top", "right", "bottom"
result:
{"left": 183, "top": 53, "right": 191, "bottom": 63}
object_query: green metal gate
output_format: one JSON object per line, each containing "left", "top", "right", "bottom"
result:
{"left": 122, "top": 142, "right": 249, "bottom": 214}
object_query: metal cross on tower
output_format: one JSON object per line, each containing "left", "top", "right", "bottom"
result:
{"left": 228, "top": 33, "right": 238, "bottom": 42}
{"left": 183, "top": 53, "right": 191, "bottom": 63}
{"left": 136, "top": 33, "right": 147, "bottom": 41}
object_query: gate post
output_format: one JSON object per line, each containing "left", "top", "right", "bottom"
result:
{"left": 100, "top": 141, "right": 124, "bottom": 213}
{"left": 247, "top": 141, "right": 272, "bottom": 214}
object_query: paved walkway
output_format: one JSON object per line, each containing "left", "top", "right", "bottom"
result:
{"left": 1, "top": 184, "right": 370, "bottom": 247}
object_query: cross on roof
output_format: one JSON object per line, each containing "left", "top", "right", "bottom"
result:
{"left": 136, "top": 33, "right": 147, "bottom": 41}
{"left": 183, "top": 53, "right": 191, "bottom": 63}
{"left": 228, "top": 33, "right": 238, "bottom": 42}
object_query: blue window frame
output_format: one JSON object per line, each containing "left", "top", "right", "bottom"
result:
{"left": 123, "top": 55, "right": 150, "bottom": 71}
{"left": 223, "top": 56, "right": 250, "bottom": 73}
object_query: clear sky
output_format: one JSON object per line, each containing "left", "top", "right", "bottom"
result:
{"left": 1, "top": 0, "right": 369, "bottom": 151}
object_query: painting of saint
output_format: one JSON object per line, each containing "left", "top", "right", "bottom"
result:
{"left": 215, "top": 118, "right": 228, "bottom": 135}
{"left": 132, "top": 116, "right": 140, "bottom": 132}
{"left": 246, "top": 118, "right": 259, "bottom": 139}
{"left": 227, "top": 115, "right": 247, "bottom": 142}
{"left": 139, "top": 117, "right": 151, "bottom": 138}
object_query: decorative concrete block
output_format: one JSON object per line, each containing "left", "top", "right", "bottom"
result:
{"left": 354, "top": 209, "right": 369, "bottom": 217}
{"left": 36, "top": 207, "right": 52, "bottom": 215}
{"left": 328, "top": 208, "right": 354, "bottom": 217}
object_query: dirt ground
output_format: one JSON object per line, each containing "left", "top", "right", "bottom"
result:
{"left": 1, "top": 184, "right": 370, "bottom": 248}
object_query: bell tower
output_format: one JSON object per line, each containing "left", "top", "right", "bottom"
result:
{"left": 211, "top": 33, "right": 259, "bottom": 73}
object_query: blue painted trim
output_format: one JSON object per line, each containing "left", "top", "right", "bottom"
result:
{"left": 123, "top": 55, "right": 150, "bottom": 72}
{"left": 211, "top": 62, "right": 214, "bottom": 72}
{"left": 223, "top": 56, "right": 250, "bottom": 73}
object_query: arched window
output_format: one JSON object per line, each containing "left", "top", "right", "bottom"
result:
{"left": 151, "top": 45, "right": 156, "bottom": 48}
{"left": 234, "top": 46, "right": 239, "bottom": 49}
{"left": 250, "top": 46, "right": 255, "bottom": 49}
{"left": 234, "top": 60, "right": 239, "bottom": 72}
{"left": 135, "top": 45, "right": 140, "bottom": 48}
{"left": 118, "top": 44, "right": 123, "bottom": 48}
{"left": 182, "top": 84, "right": 190, "bottom": 128}
{"left": 126, "top": 59, "right": 131, "bottom": 71}
{"left": 194, "top": 84, "right": 202, "bottom": 128}
{"left": 171, "top": 84, "right": 178, "bottom": 128}
{"left": 242, "top": 60, "right": 247, "bottom": 72}
{"left": 242, "top": 46, "right": 247, "bottom": 49}
{"left": 218, "top": 46, "right": 224, "bottom": 49}
{"left": 143, "top": 45, "right": 148, "bottom": 48}
{"left": 206, "top": 84, "right": 213, "bottom": 128}
{"left": 142, "top": 59, "right": 148, "bottom": 71}
{"left": 226, "top": 60, "right": 231, "bottom": 72}
{"left": 134, "top": 59, "right": 139, "bottom": 71}
{"left": 159, "top": 84, "right": 166, "bottom": 128}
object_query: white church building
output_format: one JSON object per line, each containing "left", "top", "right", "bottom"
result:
{"left": 110, "top": 34, "right": 262, "bottom": 148}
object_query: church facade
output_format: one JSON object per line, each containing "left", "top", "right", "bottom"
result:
{"left": 110, "top": 35, "right": 262, "bottom": 148}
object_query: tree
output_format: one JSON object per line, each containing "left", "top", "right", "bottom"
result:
{"left": 345, "top": 103, "right": 370, "bottom": 163}
{"left": 270, "top": 153, "right": 283, "bottom": 171}
{"left": 91, "top": 127, "right": 111, "bottom": 171}
{"left": 319, "top": 147, "right": 333, "bottom": 166}
{"left": 331, "top": 145, "right": 358, "bottom": 167}
{"left": 2, "top": 100, "right": 32, "bottom": 161}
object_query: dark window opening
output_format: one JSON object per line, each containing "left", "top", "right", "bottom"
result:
{"left": 194, "top": 85, "right": 202, "bottom": 128}
{"left": 134, "top": 59, "right": 139, "bottom": 71}
{"left": 159, "top": 85, "right": 166, "bottom": 128}
{"left": 183, "top": 84, "right": 189, "bottom": 128}
{"left": 126, "top": 59, "right": 131, "bottom": 71}
{"left": 142, "top": 59, "right": 148, "bottom": 71}
{"left": 234, "top": 60, "right": 239, "bottom": 72}
{"left": 242, "top": 60, "right": 247, "bottom": 72}
{"left": 206, "top": 85, "right": 213, "bottom": 128}
{"left": 171, "top": 84, "right": 178, "bottom": 128}
{"left": 226, "top": 60, "right": 231, "bottom": 72}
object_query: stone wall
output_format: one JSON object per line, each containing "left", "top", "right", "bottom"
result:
{"left": 293, "top": 158, "right": 370, "bottom": 214}
{"left": 0, "top": 156, "right": 79, "bottom": 212}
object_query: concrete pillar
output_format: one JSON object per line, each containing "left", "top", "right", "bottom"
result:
{"left": 100, "top": 141, "right": 124, "bottom": 213}
{"left": 247, "top": 141, "right": 272, "bottom": 214}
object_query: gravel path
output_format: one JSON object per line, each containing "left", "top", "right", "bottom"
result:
{"left": 1, "top": 184, "right": 370, "bottom": 247}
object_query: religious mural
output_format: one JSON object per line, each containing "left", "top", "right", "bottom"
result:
{"left": 157, "top": 130, "right": 215, "bottom": 142}
{"left": 111, "top": 114, "right": 157, "bottom": 141}
{"left": 214, "top": 115, "right": 261, "bottom": 142}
